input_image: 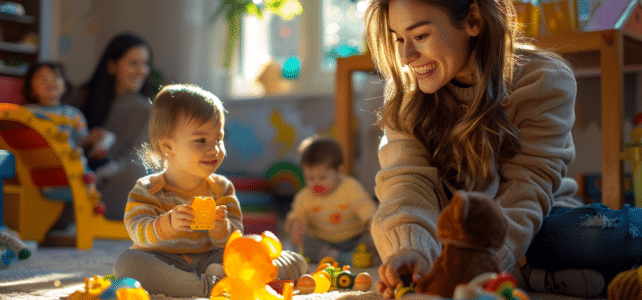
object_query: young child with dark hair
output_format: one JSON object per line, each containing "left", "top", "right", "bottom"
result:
{"left": 113, "top": 84, "right": 307, "bottom": 298}
{"left": 22, "top": 62, "right": 115, "bottom": 169}
{"left": 286, "top": 135, "right": 379, "bottom": 265}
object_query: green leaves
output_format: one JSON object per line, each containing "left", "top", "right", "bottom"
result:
{"left": 210, "top": 0, "right": 303, "bottom": 68}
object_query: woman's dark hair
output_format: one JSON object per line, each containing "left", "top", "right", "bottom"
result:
{"left": 81, "top": 32, "right": 155, "bottom": 129}
{"left": 22, "top": 62, "right": 73, "bottom": 104}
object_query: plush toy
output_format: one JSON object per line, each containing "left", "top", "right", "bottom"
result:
{"left": 607, "top": 265, "right": 642, "bottom": 299}
{"left": 415, "top": 191, "right": 508, "bottom": 298}
{"left": 0, "top": 229, "right": 31, "bottom": 267}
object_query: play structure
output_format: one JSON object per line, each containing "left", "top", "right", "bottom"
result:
{"left": 0, "top": 103, "right": 128, "bottom": 249}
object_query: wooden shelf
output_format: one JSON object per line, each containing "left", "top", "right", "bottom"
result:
{"left": 0, "top": 13, "right": 35, "bottom": 24}
{"left": 0, "top": 66, "right": 27, "bottom": 77}
{"left": 573, "top": 64, "right": 642, "bottom": 78}
{"left": 335, "top": 29, "right": 641, "bottom": 209}
{"left": 0, "top": 41, "right": 37, "bottom": 54}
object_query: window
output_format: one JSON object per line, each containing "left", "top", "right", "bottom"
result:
{"left": 321, "top": 0, "right": 368, "bottom": 71}
{"left": 230, "top": 0, "right": 368, "bottom": 98}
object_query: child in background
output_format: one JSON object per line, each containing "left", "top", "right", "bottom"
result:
{"left": 286, "top": 136, "right": 379, "bottom": 266}
{"left": 22, "top": 62, "right": 115, "bottom": 173}
{"left": 113, "top": 84, "right": 307, "bottom": 298}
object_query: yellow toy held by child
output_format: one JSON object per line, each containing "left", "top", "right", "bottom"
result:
{"left": 190, "top": 196, "right": 218, "bottom": 231}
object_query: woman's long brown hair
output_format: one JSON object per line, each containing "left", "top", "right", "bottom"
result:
{"left": 365, "top": 0, "right": 536, "bottom": 190}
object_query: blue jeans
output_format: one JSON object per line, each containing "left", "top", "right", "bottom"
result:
{"left": 526, "top": 203, "right": 642, "bottom": 281}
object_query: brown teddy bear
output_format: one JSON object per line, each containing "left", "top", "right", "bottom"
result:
{"left": 415, "top": 191, "right": 508, "bottom": 298}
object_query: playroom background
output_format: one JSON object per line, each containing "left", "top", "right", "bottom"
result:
{"left": 1, "top": 0, "right": 642, "bottom": 245}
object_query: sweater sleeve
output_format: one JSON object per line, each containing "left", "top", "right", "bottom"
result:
{"left": 208, "top": 177, "right": 243, "bottom": 247}
{"left": 494, "top": 54, "right": 579, "bottom": 271}
{"left": 284, "top": 190, "right": 308, "bottom": 233}
{"left": 124, "top": 180, "right": 182, "bottom": 248}
{"left": 372, "top": 127, "right": 444, "bottom": 265}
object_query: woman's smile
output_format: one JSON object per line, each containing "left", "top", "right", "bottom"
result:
{"left": 412, "top": 61, "right": 438, "bottom": 78}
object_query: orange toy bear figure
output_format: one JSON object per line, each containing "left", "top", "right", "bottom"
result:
{"left": 210, "top": 230, "right": 294, "bottom": 300}
{"left": 415, "top": 192, "right": 508, "bottom": 298}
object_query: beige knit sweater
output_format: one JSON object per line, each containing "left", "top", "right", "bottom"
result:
{"left": 371, "top": 52, "right": 583, "bottom": 272}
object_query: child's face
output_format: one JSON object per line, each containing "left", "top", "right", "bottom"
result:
{"left": 388, "top": 0, "right": 480, "bottom": 93}
{"left": 109, "top": 45, "right": 151, "bottom": 96}
{"left": 30, "top": 66, "right": 65, "bottom": 106}
{"left": 302, "top": 163, "right": 341, "bottom": 196}
{"left": 164, "top": 113, "right": 226, "bottom": 182}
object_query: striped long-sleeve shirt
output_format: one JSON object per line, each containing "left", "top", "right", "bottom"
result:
{"left": 124, "top": 172, "right": 243, "bottom": 253}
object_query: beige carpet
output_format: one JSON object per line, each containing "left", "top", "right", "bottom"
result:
{"left": 0, "top": 239, "right": 603, "bottom": 300}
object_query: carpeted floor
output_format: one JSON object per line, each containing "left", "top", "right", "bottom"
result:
{"left": 0, "top": 239, "right": 603, "bottom": 300}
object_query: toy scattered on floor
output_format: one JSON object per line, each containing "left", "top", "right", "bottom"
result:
{"left": 66, "top": 275, "right": 149, "bottom": 300}
{"left": 352, "top": 243, "right": 372, "bottom": 268}
{"left": 396, "top": 272, "right": 528, "bottom": 300}
{"left": 190, "top": 196, "right": 217, "bottom": 231}
{"left": 0, "top": 229, "right": 31, "bottom": 268}
{"left": 299, "top": 257, "right": 373, "bottom": 294}
{"left": 0, "top": 247, "right": 16, "bottom": 268}
{"left": 415, "top": 192, "right": 508, "bottom": 298}
{"left": 394, "top": 274, "right": 416, "bottom": 299}
{"left": 209, "top": 230, "right": 294, "bottom": 300}
{"left": 294, "top": 274, "right": 316, "bottom": 295}
{"left": 480, "top": 272, "right": 529, "bottom": 300}
{"left": 607, "top": 264, "right": 642, "bottom": 299}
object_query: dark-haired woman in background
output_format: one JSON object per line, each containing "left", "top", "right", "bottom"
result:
{"left": 67, "top": 32, "right": 157, "bottom": 220}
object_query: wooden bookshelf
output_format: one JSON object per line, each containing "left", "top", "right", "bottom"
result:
{"left": 334, "top": 29, "right": 642, "bottom": 209}
{"left": 0, "top": 1, "right": 41, "bottom": 78}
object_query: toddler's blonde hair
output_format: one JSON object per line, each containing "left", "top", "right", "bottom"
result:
{"left": 140, "top": 84, "right": 226, "bottom": 173}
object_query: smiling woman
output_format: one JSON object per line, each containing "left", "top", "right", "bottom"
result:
{"left": 362, "top": 0, "right": 634, "bottom": 298}
{"left": 63, "top": 33, "right": 156, "bottom": 220}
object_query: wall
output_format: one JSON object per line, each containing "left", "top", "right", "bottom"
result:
{"left": 53, "top": 0, "right": 642, "bottom": 196}
{"left": 571, "top": 73, "right": 642, "bottom": 179}
{"left": 58, "top": 0, "right": 227, "bottom": 94}
{"left": 219, "top": 72, "right": 384, "bottom": 196}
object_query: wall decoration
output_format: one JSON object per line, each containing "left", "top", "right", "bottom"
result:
{"left": 226, "top": 119, "right": 265, "bottom": 163}
{"left": 270, "top": 109, "right": 296, "bottom": 156}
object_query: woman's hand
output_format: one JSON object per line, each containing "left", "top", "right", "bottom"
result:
{"left": 169, "top": 205, "right": 194, "bottom": 232}
{"left": 376, "top": 249, "right": 431, "bottom": 299}
{"left": 86, "top": 129, "right": 116, "bottom": 159}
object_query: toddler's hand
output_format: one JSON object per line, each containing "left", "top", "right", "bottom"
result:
{"left": 169, "top": 205, "right": 194, "bottom": 232}
{"left": 290, "top": 219, "right": 306, "bottom": 251}
{"left": 209, "top": 205, "right": 229, "bottom": 236}
{"left": 214, "top": 205, "right": 227, "bottom": 224}
{"left": 376, "top": 249, "right": 431, "bottom": 299}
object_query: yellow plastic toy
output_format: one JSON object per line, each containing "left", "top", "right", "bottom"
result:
{"left": 0, "top": 103, "right": 128, "bottom": 249}
{"left": 190, "top": 196, "right": 217, "bottom": 231}
{"left": 352, "top": 243, "right": 372, "bottom": 268}
{"left": 67, "top": 275, "right": 150, "bottom": 300}
{"left": 210, "top": 230, "right": 294, "bottom": 300}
